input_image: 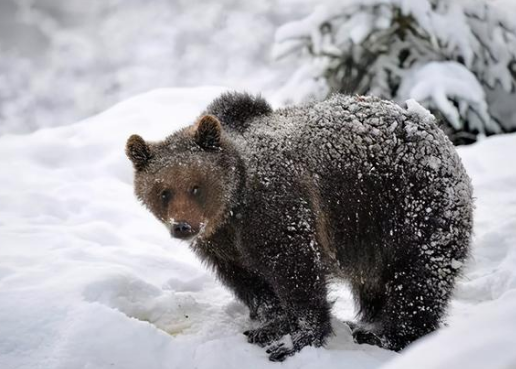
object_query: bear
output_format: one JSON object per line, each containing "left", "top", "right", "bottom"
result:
{"left": 126, "top": 92, "right": 473, "bottom": 361}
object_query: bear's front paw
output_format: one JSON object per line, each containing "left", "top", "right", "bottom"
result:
{"left": 266, "top": 342, "right": 295, "bottom": 362}
{"left": 265, "top": 324, "right": 330, "bottom": 362}
{"left": 244, "top": 322, "right": 288, "bottom": 346}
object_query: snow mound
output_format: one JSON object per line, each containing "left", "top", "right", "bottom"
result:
{"left": 1, "top": 87, "right": 516, "bottom": 368}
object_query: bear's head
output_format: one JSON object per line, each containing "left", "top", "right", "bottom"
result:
{"left": 126, "top": 115, "right": 242, "bottom": 242}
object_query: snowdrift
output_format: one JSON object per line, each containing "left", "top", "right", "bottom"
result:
{"left": 0, "top": 87, "right": 515, "bottom": 369}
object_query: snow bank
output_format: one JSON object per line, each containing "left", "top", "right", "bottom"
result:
{"left": 1, "top": 87, "right": 516, "bottom": 369}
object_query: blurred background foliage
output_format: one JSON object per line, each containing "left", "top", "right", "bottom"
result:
{"left": 1, "top": 0, "right": 515, "bottom": 144}
{"left": 273, "top": 0, "right": 516, "bottom": 145}
{"left": 0, "top": 0, "right": 310, "bottom": 134}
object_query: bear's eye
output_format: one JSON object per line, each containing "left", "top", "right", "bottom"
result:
{"left": 191, "top": 186, "right": 201, "bottom": 196}
{"left": 160, "top": 189, "right": 172, "bottom": 205}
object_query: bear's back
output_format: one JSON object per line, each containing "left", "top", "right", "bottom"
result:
{"left": 236, "top": 94, "right": 459, "bottom": 180}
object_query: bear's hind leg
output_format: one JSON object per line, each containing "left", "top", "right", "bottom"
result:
{"left": 378, "top": 263, "right": 451, "bottom": 351}
{"left": 348, "top": 279, "right": 388, "bottom": 348}
{"left": 377, "top": 222, "right": 468, "bottom": 351}
{"left": 349, "top": 260, "right": 452, "bottom": 351}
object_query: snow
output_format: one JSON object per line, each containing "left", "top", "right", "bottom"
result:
{"left": 1, "top": 87, "right": 516, "bottom": 368}
{"left": 398, "top": 61, "right": 494, "bottom": 133}
{"left": 274, "top": 5, "right": 329, "bottom": 45}
{"left": 405, "top": 98, "right": 434, "bottom": 123}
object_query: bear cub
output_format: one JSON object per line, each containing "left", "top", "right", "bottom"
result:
{"left": 126, "top": 92, "right": 473, "bottom": 361}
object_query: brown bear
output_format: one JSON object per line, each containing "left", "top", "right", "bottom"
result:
{"left": 126, "top": 92, "right": 473, "bottom": 361}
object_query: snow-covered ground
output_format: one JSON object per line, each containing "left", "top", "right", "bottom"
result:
{"left": 1, "top": 87, "right": 515, "bottom": 369}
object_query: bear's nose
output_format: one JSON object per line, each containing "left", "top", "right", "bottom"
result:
{"left": 171, "top": 221, "right": 195, "bottom": 239}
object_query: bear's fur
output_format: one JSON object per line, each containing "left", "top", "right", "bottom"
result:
{"left": 126, "top": 92, "right": 473, "bottom": 361}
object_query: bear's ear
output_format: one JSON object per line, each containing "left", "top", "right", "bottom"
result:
{"left": 126, "top": 134, "right": 152, "bottom": 170}
{"left": 194, "top": 115, "right": 222, "bottom": 150}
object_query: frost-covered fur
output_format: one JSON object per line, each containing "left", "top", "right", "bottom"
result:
{"left": 126, "top": 92, "right": 473, "bottom": 361}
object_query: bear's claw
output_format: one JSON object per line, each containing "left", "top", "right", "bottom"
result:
{"left": 266, "top": 343, "right": 295, "bottom": 362}
{"left": 244, "top": 326, "right": 285, "bottom": 346}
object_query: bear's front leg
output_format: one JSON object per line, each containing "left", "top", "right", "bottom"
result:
{"left": 242, "top": 277, "right": 332, "bottom": 361}
{"left": 263, "top": 282, "right": 333, "bottom": 362}
{"left": 242, "top": 204, "right": 333, "bottom": 361}
{"left": 209, "top": 256, "right": 285, "bottom": 322}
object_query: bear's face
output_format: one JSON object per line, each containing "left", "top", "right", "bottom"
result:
{"left": 126, "top": 115, "right": 239, "bottom": 242}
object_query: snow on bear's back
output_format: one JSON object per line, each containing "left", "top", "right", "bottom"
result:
{"left": 270, "top": 94, "right": 456, "bottom": 176}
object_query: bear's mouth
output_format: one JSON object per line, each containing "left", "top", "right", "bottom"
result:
{"left": 170, "top": 231, "right": 197, "bottom": 241}
{"left": 173, "top": 235, "right": 196, "bottom": 244}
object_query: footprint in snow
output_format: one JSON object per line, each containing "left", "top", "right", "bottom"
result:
{"left": 83, "top": 273, "right": 207, "bottom": 335}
